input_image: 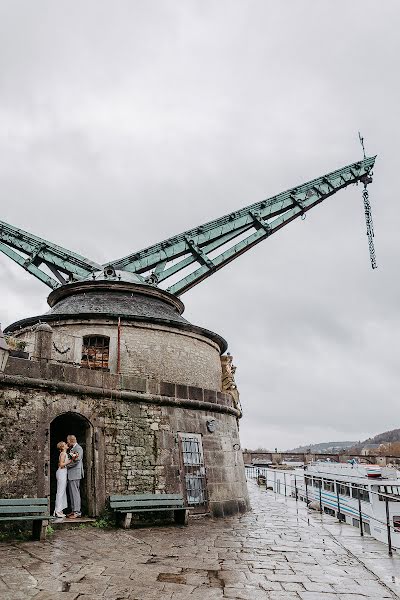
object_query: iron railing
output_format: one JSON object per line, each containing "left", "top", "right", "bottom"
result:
{"left": 245, "top": 465, "right": 400, "bottom": 555}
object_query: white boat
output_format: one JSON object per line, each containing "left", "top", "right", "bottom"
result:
{"left": 261, "top": 462, "right": 400, "bottom": 549}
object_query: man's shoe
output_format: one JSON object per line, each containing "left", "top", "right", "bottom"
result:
{"left": 67, "top": 513, "right": 78, "bottom": 519}
{"left": 66, "top": 512, "right": 74, "bottom": 517}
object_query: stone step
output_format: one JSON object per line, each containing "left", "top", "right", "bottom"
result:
{"left": 52, "top": 516, "right": 96, "bottom": 529}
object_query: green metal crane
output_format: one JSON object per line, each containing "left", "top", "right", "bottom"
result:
{"left": 0, "top": 155, "right": 377, "bottom": 296}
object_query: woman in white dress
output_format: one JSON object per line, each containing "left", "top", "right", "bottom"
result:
{"left": 54, "top": 441, "right": 70, "bottom": 518}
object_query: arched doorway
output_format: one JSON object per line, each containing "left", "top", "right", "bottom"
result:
{"left": 50, "top": 412, "right": 95, "bottom": 516}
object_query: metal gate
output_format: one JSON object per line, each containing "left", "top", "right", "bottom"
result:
{"left": 178, "top": 433, "right": 208, "bottom": 512}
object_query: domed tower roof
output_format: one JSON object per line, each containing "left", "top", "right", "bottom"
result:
{"left": 5, "top": 277, "right": 227, "bottom": 353}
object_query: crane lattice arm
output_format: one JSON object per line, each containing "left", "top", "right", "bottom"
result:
{"left": 0, "top": 221, "right": 101, "bottom": 289}
{"left": 0, "top": 155, "right": 376, "bottom": 294}
{"left": 107, "top": 155, "right": 376, "bottom": 295}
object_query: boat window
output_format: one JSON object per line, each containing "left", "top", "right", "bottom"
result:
{"left": 337, "top": 512, "right": 346, "bottom": 522}
{"left": 323, "top": 479, "right": 335, "bottom": 492}
{"left": 337, "top": 483, "right": 350, "bottom": 497}
{"left": 364, "top": 522, "right": 371, "bottom": 535}
{"left": 313, "top": 477, "right": 322, "bottom": 489}
{"left": 352, "top": 517, "right": 360, "bottom": 528}
{"left": 324, "top": 506, "right": 335, "bottom": 516}
{"left": 384, "top": 485, "right": 400, "bottom": 496}
{"left": 352, "top": 484, "right": 370, "bottom": 503}
{"left": 378, "top": 485, "right": 388, "bottom": 501}
{"left": 305, "top": 475, "right": 312, "bottom": 487}
{"left": 393, "top": 517, "right": 400, "bottom": 532}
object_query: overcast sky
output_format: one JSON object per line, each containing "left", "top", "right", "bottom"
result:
{"left": 1, "top": 1, "right": 399, "bottom": 450}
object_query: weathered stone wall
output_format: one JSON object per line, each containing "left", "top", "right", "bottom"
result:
{"left": 0, "top": 374, "right": 249, "bottom": 517}
{"left": 13, "top": 320, "right": 222, "bottom": 389}
{"left": 0, "top": 385, "right": 38, "bottom": 498}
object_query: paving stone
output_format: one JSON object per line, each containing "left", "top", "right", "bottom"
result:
{"left": 337, "top": 596, "right": 387, "bottom": 600}
{"left": 299, "top": 594, "right": 338, "bottom": 600}
{"left": 259, "top": 580, "right": 284, "bottom": 591}
{"left": 303, "top": 580, "right": 335, "bottom": 592}
{"left": 223, "top": 588, "right": 269, "bottom": 599}
{"left": 267, "top": 593, "right": 300, "bottom": 600}
{"left": 282, "top": 582, "right": 305, "bottom": 591}
{"left": 267, "top": 573, "right": 309, "bottom": 583}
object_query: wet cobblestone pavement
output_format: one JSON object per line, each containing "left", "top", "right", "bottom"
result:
{"left": 1, "top": 480, "right": 400, "bottom": 599}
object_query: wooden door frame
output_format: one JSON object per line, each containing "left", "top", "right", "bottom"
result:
{"left": 41, "top": 411, "right": 106, "bottom": 517}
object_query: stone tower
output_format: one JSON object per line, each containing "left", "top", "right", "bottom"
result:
{"left": 1, "top": 272, "right": 250, "bottom": 517}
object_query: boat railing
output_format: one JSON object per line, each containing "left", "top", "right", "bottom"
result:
{"left": 244, "top": 465, "right": 400, "bottom": 556}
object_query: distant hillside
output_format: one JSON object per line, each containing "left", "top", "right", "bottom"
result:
{"left": 348, "top": 428, "right": 400, "bottom": 453}
{"left": 287, "top": 429, "right": 400, "bottom": 455}
{"left": 363, "top": 428, "right": 400, "bottom": 445}
{"left": 287, "top": 441, "right": 356, "bottom": 453}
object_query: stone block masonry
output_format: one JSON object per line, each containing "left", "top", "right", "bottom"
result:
{"left": 0, "top": 362, "right": 249, "bottom": 517}
{"left": 11, "top": 319, "right": 223, "bottom": 389}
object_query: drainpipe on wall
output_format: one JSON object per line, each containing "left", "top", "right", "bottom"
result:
{"left": 117, "top": 317, "right": 121, "bottom": 374}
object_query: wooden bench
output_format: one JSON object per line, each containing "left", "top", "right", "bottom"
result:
{"left": 109, "top": 494, "right": 189, "bottom": 529}
{"left": 0, "top": 498, "right": 53, "bottom": 541}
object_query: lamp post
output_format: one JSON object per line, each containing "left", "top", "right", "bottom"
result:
{"left": 0, "top": 324, "right": 9, "bottom": 372}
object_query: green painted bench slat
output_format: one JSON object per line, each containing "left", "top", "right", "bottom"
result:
{"left": 110, "top": 499, "right": 184, "bottom": 509}
{"left": 0, "top": 516, "right": 52, "bottom": 522}
{"left": 0, "top": 497, "right": 52, "bottom": 540}
{"left": 115, "top": 507, "right": 185, "bottom": 514}
{"left": 0, "top": 506, "right": 50, "bottom": 515}
{"left": 0, "top": 498, "right": 48, "bottom": 506}
{"left": 109, "top": 493, "right": 189, "bottom": 529}
{"left": 110, "top": 494, "right": 182, "bottom": 502}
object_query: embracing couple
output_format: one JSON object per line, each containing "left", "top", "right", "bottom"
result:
{"left": 54, "top": 434, "right": 84, "bottom": 519}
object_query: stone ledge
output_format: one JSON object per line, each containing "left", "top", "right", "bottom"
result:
{"left": 0, "top": 372, "right": 241, "bottom": 418}
{"left": 4, "top": 356, "right": 147, "bottom": 393}
{"left": 3, "top": 356, "right": 235, "bottom": 411}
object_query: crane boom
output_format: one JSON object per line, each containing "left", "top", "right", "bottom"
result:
{"left": 0, "top": 155, "right": 376, "bottom": 294}
{"left": 107, "top": 155, "right": 376, "bottom": 295}
{"left": 0, "top": 220, "right": 101, "bottom": 289}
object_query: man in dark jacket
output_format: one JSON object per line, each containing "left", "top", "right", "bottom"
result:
{"left": 66, "top": 434, "right": 84, "bottom": 518}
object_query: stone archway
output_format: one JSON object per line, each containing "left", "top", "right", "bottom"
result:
{"left": 50, "top": 412, "right": 97, "bottom": 516}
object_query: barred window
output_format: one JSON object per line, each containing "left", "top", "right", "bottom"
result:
{"left": 81, "top": 336, "right": 110, "bottom": 370}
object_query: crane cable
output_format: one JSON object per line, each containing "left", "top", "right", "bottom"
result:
{"left": 359, "top": 132, "right": 377, "bottom": 269}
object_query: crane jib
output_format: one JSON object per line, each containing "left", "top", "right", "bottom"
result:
{"left": 0, "top": 155, "right": 377, "bottom": 295}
